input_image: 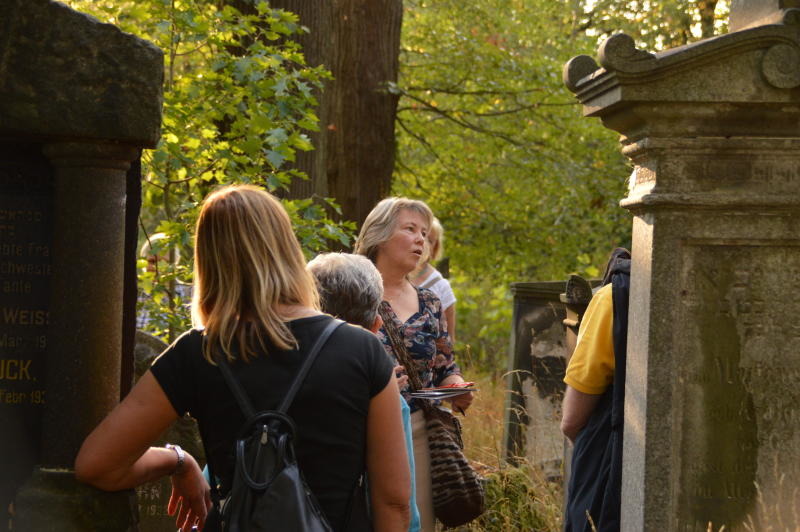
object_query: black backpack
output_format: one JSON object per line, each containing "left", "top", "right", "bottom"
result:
{"left": 206, "top": 318, "right": 345, "bottom": 532}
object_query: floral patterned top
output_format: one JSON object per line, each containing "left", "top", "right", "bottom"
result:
{"left": 377, "top": 287, "right": 460, "bottom": 412}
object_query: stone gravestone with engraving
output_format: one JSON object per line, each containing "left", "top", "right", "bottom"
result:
{"left": 564, "top": 1, "right": 800, "bottom": 530}
{"left": 0, "top": 1, "right": 163, "bottom": 529}
{"left": 0, "top": 145, "right": 52, "bottom": 522}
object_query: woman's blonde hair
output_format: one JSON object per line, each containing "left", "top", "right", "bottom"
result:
{"left": 192, "top": 185, "right": 319, "bottom": 362}
{"left": 353, "top": 197, "right": 434, "bottom": 263}
{"left": 427, "top": 217, "right": 444, "bottom": 262}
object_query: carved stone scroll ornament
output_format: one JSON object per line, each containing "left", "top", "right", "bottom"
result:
{"left": 562, "top": 54, "right": 600, "bottom": 93}
{"left": 761, "top": 43, "right": 800, "bottom": 88}
{"left": 598, "top": 33, "right": 657, "bottom": 73}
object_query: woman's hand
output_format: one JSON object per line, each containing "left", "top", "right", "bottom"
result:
{"left": 440, "top": 374, "right": 473, "bottom": 414}
{"left": 394, "top": 364, "right": 409, "bottom": 390}
{"left": 167, "top": 453, "right": 212, "bottom": 532}
{"left": 449, "top": 391, "right": 474, "bottom": 414}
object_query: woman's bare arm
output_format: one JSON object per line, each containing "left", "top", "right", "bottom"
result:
{"left": 75, "top": 371, "right": 211, "bottom": 531}
{"left": 366, "top": 376, "right": 411, "bottom": 532}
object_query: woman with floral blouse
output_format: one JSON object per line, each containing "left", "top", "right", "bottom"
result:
{"left": 355, "top": 197, "right": 472, "bottom": 532}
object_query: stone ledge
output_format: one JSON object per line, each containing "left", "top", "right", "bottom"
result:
{"left": 621, "top": 192, "right": 800, "bottom": 211}
{"left": 0, "top": 0, "right": 163, "bottom": 146}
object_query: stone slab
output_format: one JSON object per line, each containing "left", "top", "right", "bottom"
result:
{"left": 675, "top": 241, "right": 800, "bottom": 530}
{"left": 624, "top": 205, "right": 800, "bottom": 531}
{"left": 504, "top": 282, "right": 567, "bottom": 475}
{"left": 0, "top": 0, "right": 163, "bottom": 146}
{"left": 13, "top": 468, "right": 137, "bottom": 531}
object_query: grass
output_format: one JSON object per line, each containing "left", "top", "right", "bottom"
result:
{"left": 454, "top": 370, "right": 564, "bottom": 531}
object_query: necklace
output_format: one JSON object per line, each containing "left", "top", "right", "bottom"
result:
{"left": 411, "top": 263, "right": 431, "bottom": 282}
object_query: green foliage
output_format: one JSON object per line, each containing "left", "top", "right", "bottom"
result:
{"left": 65, "top": 0, "right": 354, "bottom": 340}
{"left": 395, "top": 0, "right": 729, "bottom": 371}
{"left": 395, "top": 0, "right": 632, "bottom": 369}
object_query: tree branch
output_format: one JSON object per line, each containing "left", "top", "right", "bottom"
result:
{"left": 398, "top": 91, "right": 545, "bottom": 147}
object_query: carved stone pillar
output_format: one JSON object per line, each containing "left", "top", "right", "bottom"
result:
{"left": 41, "top": 142, "right": 139, "bottom": 466}
{"left": 13, "top": 142, "right": 140, "bottom": 531}
{"left": 564, "top": 6, "right": 800, "bottom": 531}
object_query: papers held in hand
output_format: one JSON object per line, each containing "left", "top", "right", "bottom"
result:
{"left": 408, "top": 382, "right": 477, "bottom": 400}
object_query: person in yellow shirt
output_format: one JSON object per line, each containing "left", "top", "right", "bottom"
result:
{"left": 560, "top": 248, "right": 630, "bottom": 532}
{"left": 561, "top": 283, "right": 614, "bottom": 439}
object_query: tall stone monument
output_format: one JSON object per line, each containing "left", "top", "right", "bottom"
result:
{"left": 0, "top": 1, "right": 162, "bottom": 529}
{"left": 564, "top": 2, "right": 800, "bottom": 530}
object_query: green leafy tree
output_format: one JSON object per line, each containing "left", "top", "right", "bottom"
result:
{"left": 395, "top": 0, "right": 729, "bottom": 370}
{"left": 65, "top": 0, "right": 354, "bottom": 340}
{"left": 229, "top": 0, "right": 405, "bottom": 226}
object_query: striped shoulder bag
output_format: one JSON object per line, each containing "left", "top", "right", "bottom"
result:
{"left": 378, "top": 303, "right": 485, "bottom": 528}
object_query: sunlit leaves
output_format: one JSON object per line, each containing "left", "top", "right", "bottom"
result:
{"left": 396, "top": 0, "right": 729, "bottom": 370}
{"left": 64, "top": 0, "right": 352, "bottom": 340}
{"left": 395, "top": 0, "right": 637, "bottom": 368}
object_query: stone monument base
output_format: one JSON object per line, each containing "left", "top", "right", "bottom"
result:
{"left": 14, "top": 468, "right": 138, "bottom": 531}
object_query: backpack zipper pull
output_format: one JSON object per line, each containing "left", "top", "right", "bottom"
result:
{"left": 260, "top": 425, "right": 269, "bottom": 445}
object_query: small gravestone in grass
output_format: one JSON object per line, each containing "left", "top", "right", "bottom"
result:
{"left": 503, "top": 282, "right": 569, "bottom": 481}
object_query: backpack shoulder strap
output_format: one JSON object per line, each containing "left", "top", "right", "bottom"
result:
{"left": 213, "top": 317, "right": 345, "bottom": 419}
{"left": 277, "top": 317, "right": 344, "bottom": 413}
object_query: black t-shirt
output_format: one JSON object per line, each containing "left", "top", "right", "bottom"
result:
{"left": 150, "top": 315, "right": 393, "bottom": 530}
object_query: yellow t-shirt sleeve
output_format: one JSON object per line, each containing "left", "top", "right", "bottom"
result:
{"left": 564, "top": 283, "right": 615, "bottom": 395}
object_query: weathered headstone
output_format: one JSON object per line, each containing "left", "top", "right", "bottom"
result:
{"left": 564, "top": 2, "right": 800, "bottom": 530}
{"left": 503, "top": 282, "right": 568, "bottom": 479}
{"left": 0, "top": 0, "right": 163, "bottom": 529}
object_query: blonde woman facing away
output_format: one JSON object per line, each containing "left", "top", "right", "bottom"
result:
{"left": 354, "top": 198, "right": 472, "bottom": 532}
{"left": 75, "top": 185, "right": 410, "bottom": 532}
{"left": 410, "top": 217, "right": 456, "bottom": 343}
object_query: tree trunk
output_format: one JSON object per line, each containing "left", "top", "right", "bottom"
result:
{"left": 228, "top": 0, "right": 403, "bottom": 227}
{"left": 698, "top": 0, "right": 719, "bottom": 38}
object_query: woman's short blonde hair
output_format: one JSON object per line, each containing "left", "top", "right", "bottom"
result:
{"left": 353, "top": 197, "right": 434, "bottom": 263}
{"left": 192, "top": 185, "right": 319, "bottom": 362}
{"left": 427, "top": 217, "right": 444, "bottom": 262}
